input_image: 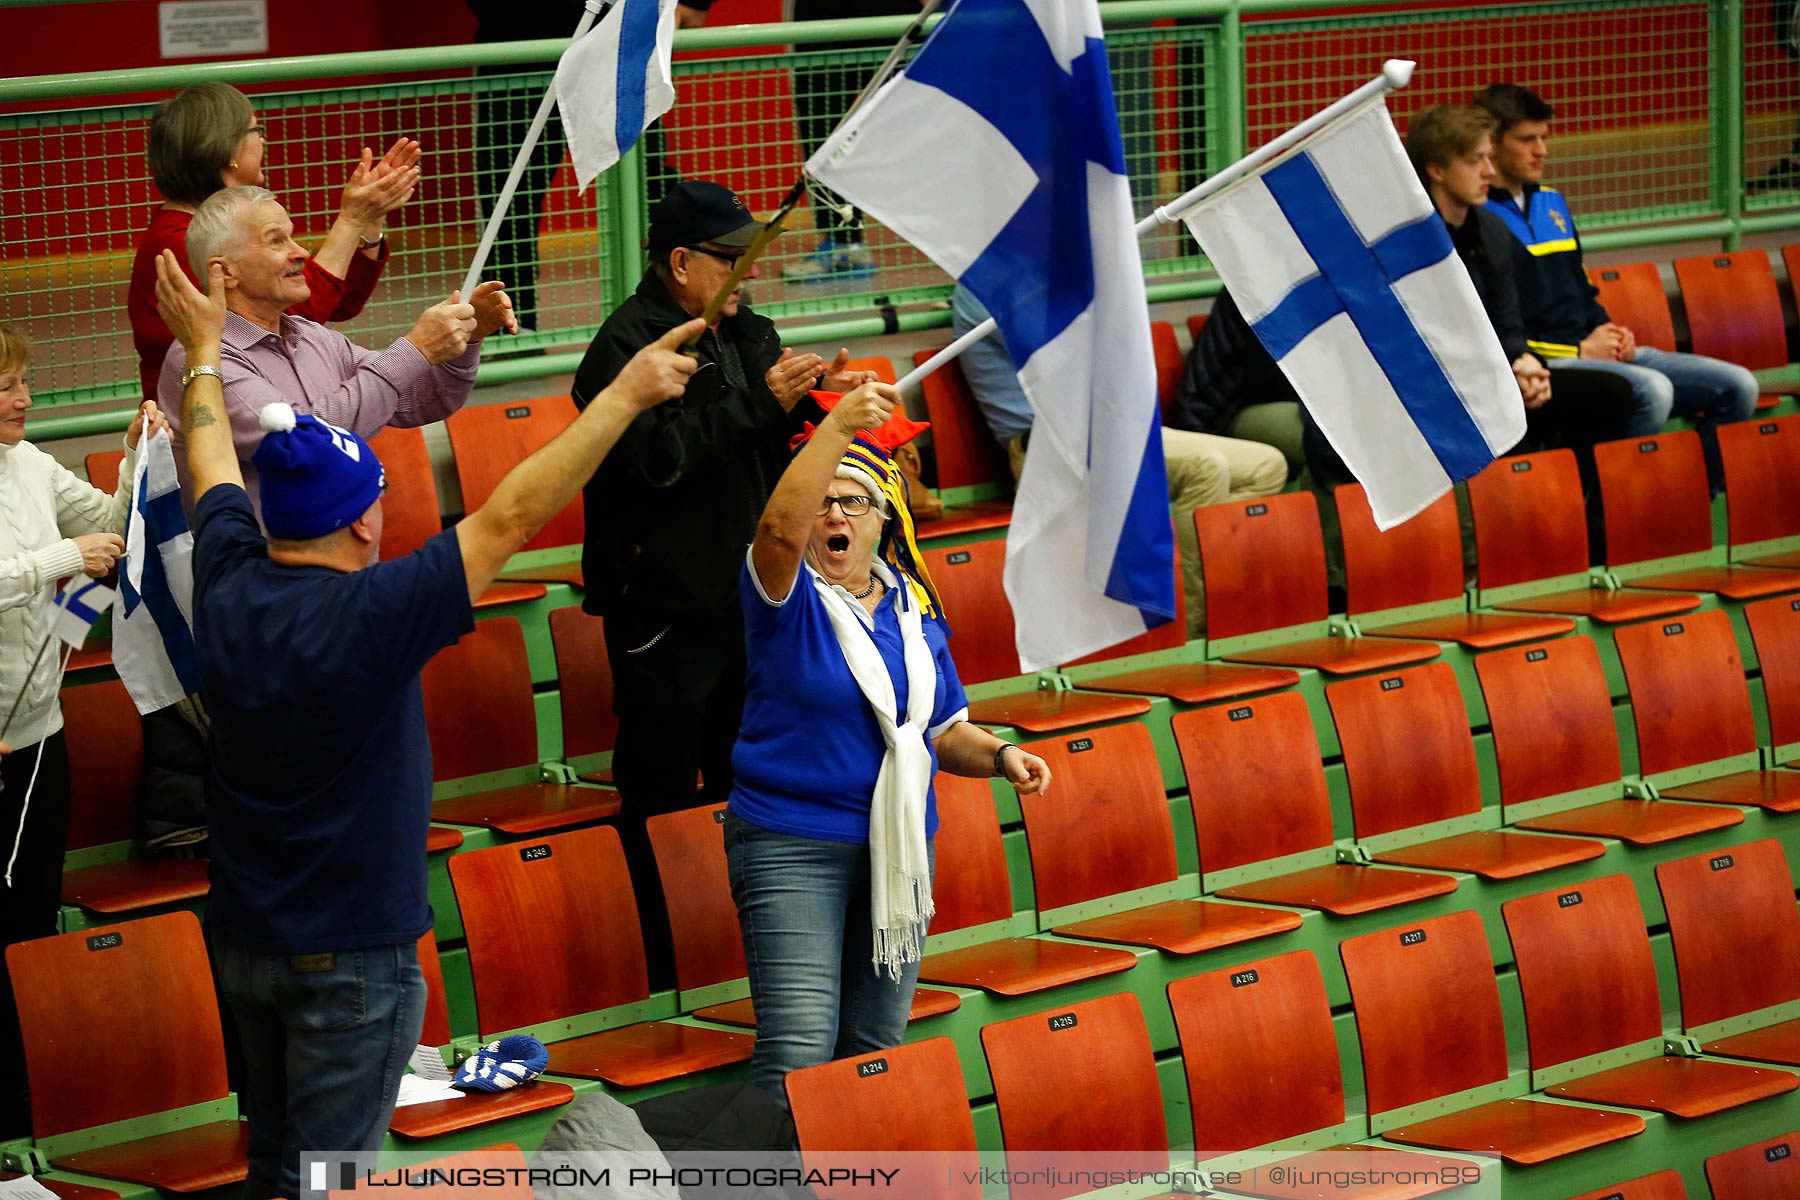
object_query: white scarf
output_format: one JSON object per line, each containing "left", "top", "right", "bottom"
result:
{"left": 810, "top": 559, "right": 937, "bottom": 979}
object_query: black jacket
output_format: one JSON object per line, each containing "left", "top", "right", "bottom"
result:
{"left": 1449, "top": 204, "right": 1530, "bottom": 363}
{"left": 1169, "top": 289, "right": 1299, "bottom": 435}
{"left": 573, "top": 269, "right": 806, "bottom": 618}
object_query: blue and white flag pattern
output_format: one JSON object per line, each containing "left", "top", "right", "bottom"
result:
{"left": 114, "top": 429, "right": 201, "bottom": 715}
{"left": 48, "top": 574, "right": 117, "bottom": 650}
{"left": 555, "top": 0, "right": 678, "bottom": 192}
{"left": 1183, "top": 98, "right": 1523, "bottom": 529}
{"left": 808, "top": 0, "right": 1175, "bottom": 672}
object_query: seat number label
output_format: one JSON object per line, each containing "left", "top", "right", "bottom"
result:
{"left": 1711, "top": 854, "right": 1735, "bottom": 871}
{"left": 1662, "top": 622, "right": 1684, "bottom": 636}
{"left": 947, "top": 551, "right": 972, "bottom": 565}
{"left": 1638, "top": 442, "right": 1658, "bottom": 453}
{"left": 1763, "top": 423, "right": 1781, "bottom": 435}
{"left": 857, "top": 1058, "right": 888, "bottom": 1078}
{"left": 1768, "top": 1143, "right": 1792, "bottom": 1163}
{"left": 1512, "top": 460, "right": 1532, "bottom": 472}
{"left": 1714, "top": 256, "right": 1733, "bottom": 267}
{"left": 1230, "top": 969, "right": 1260, "bottom": 988}
{"left": 1525, "top": 649, "right": 1548, "bottom": 662}
{"left": 1227, "top": 706, "right": 1254, "bottom": 722}
{"left": 713, "top": 809, "right": 727, "bottom": 824}
{"left": 1380, "top": 677, "right": 1404, "bottom": 691}
{"left": 1245, "top": 503, "right": 1268, "bottom": 516}
{"left": 505, "top": 406, "right": 532, "bottom": 419}
{"left": 1400, "top": 929, "right": 1427, "bottom": 946}
{"left": 1067, "top": 738, "right": 1094, "bottom": 753}
{"left": 520, "top": 844, "right": 553, "bottom": 862}
{"left": 1047, "top": 1013, "right": 1078, "bottom": 1031}
{"left": 85, "top": 931, "right": 123, "bottom": 952}
{"left": 1558, "top": 891, "right": 1583, "bottom": 908}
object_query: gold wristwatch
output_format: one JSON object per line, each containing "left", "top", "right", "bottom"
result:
{"left": 181, "top": 363, "right": 223, "bottom": 389}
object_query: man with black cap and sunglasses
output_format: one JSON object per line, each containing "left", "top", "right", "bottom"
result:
{"left": 571, "top": 179, "right": 874, "bottom": 986}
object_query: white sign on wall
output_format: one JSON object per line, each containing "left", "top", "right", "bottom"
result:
{"left": 159, "top": 0, "right": 269, "bottom": 59}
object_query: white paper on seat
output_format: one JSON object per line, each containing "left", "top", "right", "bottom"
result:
{"left": 396, "top": 1074, "right": 466, "bottom": 1108}
{"left": 0, "top": 1177, "right": 60, "bottom": 1200}
{"left": 409, "top": 1042, "right": 453, "bottom": 1082}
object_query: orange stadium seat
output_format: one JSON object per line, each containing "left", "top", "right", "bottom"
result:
{"left": 423, "top": 617, "right": 620, "bottom": 833}
{"left": 7, "top": 911, "right": 248, "bottom": 1191}
{"left": 1329, "top": 661, "right": 1605, "bottom": 878}
{"left": 1169, "top": 949, "right": 1480, "bottom": 1191}
{"left": 1706, "top": 1130, "right": 1800, "bottom": 1199}
{"left": 910, "top": 348, "right": 1014, "bottom": 540}
{"left": 1747, "top": 593, "right": 1800, "bottom": 757}
{"left": 1194, "top": 491, "right": 1441, "bottom": 673}
{"left": 785, "top": 1038, "right": 980, "bottom": 1200}
{"left": 1565, "top": 1173, "right": 1689, "bottom": 1200}
{"left": 1674, "top": 249, "right": 1786, "bottom": 408}
{"left": 1474, "top": 634, "right": 1740, "bottom": 845}
{"left": 548, "top": 605, "right": 618, "bottom": 785}
{"left": 1339, "top": 909, "right": 1645, "bottom": 1165}
{"left": 1593, "top": 430, "right": 1800, "bottom": 598}
{"left": 1657, "top": 838, "right": 1800, "bottom": 1067}
{"left": 449, "top": 824, "right": 752, "bottom": 1089}
{"left": 1467, "top": 448, "right": 1702, "bottom": 623}
{"left": 980, "top": 993, "right": 1169, "bottom": 1200}
{"left": 646, "top": 802, "right": 958, "bottom": 1027}
{"left": 1150, "top": 319, "right": 1182, "bottom": 424}
{"left": 1336, "top": 482, "right": 1575, "bottom": 648}
{"left": 1719, "top": 415, "right": 1800, "bottom": 570}
{"left": 389, "top": 929, "right": 574, "bottom": 1140}
{"left": 1614, "top": 608, "right": 1800, "bottom": 812}
{"left": 1185, "top": 312, "right": 1209, "bottom": 344}
{"left": 1587, "top": 262, "right": 1677, "bottom": 353}
{"left": 1502, "top": 873, "right": 1796, "bottom": 1116}
{"left": 1014, "top": 722, "right": 1301, "bottom": 954}
{"left": 446, "top": 397, "right": 585, "bottom": 580}
{"left": 369, "top": 425, "right": 546, "bottom": 609}
{"left": 917, "top": 773, "right": 1137, "bottom": 997}
{"left": 921, "top": 538, "right": 1153, "bottom": 733}
{"left": 1173, "top": 689, "right": 1458, "bottom": 915}
{"left": 85, "top": 449, "right": 125, "bottom": 494}
{"left": 57, "top": 677, "right": 210, "bottom": 915}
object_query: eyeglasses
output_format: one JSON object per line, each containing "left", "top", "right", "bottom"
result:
{"left": 818, "top": 494, "right": 877, "bottom": 517}
{"left": 684, "top": 245, "right": 746, "bottom": 266}
{"left": 242, "top": 122, "right": 269, "bottom": 141}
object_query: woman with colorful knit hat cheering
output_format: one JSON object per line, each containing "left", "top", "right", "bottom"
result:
{"left": 728, "top": 378, "right": 1052, "bottom": 1103}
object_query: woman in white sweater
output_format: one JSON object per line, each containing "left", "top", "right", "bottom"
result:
{"left": 0, "top": 322, "right": 163, "bottom": 1136}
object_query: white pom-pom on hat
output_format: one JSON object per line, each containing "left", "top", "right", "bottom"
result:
{"left": 258, "top": 402, "right": 297, "bottom": 434}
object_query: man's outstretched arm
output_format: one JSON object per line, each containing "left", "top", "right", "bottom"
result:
{"left": 154, "top": 250, "right": 242, "bottom": 501}
{"left": 455, "top": 318, "right": 706, "bottom": 604}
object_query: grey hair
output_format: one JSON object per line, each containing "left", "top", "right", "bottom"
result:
{"left": 187, "top": 184, "right": 278, "bottom": 279}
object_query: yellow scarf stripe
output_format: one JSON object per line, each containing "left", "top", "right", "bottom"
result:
{"left": 843, "top": 440, "right": 941, "bottom": 619}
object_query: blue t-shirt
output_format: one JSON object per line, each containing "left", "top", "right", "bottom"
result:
{"left": 730, "top": 554, "right": 969, "bottom": 844}
{"left": 191, "top": 485, "right": 476, "bottom": 954}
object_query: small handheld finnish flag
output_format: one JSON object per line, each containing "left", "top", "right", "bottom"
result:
{"left": 48, "top": 574, "right": 117, "bottom": 650}
{"left": 554, "top": 0, "right": 678, "bottom": 192}
{"left": 115, "top": 428, "right": 201, "bottom": 715}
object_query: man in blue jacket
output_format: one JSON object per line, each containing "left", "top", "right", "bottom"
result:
{"left": 1473, "top": 83, "right": 1755, "bottom": 485}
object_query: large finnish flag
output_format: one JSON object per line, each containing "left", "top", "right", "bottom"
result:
{"left": 1184, "top": 98, "right": 1524, "bottom": 528}
{"left": 114, "top": 429, "right": 201, "bottom": 715}
{"left": 808, "top": 0, "right": 1175, "bottom": 672}
{"left": 554, "top": 0, "right": 677, "bottom": 192}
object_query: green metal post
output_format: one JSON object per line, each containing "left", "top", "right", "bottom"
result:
{"left": 1217, "top": 0, "right": 1247, "bottom": 172}
{"left": 606, "top": 141, "right": 648, "bottom": 314}
{"left": 1713, "top": 0, "right": 1746, "bottom": 248}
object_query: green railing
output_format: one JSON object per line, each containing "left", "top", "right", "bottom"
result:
{"left": 2, "top": 0, "right": 1795, "bottom": 440}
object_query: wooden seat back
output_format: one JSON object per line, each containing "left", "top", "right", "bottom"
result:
{"left": 1186, "top": 312, "right": 1210, "bottom": 343}
{"left": 1655, "top": 838, "right": 1800, "bottom": 1028}
{"left": 1467, "top": 449, "right": 1591, "bottom": 590}
{"left": 1719, "top": 416, "right": 1800, "bottom": 549}
{"left": 647, "top": 803, "right": 744, "bottom": 993}
{"left": 1328, "top": 662, "right": 1482, "bottom": 838}
{"left": 6, "top": 911, "right": 227, "bottom": 1138}
{"left": 1173, "top": 689, "right": 1333, "bottom": 872}
{"left": 422, "top": 617, "right": 540, "bottom": 780}
{"left": 914, "top": 349, "right": 1012, "bottom": 490}
{"left": 1588, "top": 262, "right": 1677, "bottom": 353}
{"left": 1194, "top": 490, "right": 1328, "bottom": 640}
{"left": 1336, "top": 482, "right": 1465, "bottom": 614}
{"left": 370, "top": 425, "right": 443, "bottom": 560}
{"left": 447, "top": 397, "right": 583, "bottom": 550}
{"left": 1706, "top": 1131, "right": 1800, "bottom": 1200}
{"left": 930, "top": 774, "right": 1015, "bottom": 934}
{"left": 1593, "top": 430, "right": 1714, "bottom": 565}
{"left": 1747, "top": 594, "right": 1800, "bottom": 750}
{"left": 1613, "top": 608, "right": 1756, "bottom": 776}
{"left": 85, "top": 449, "right": 125, "bottom": 495}
{"left": 1501, "top": 873, "right": 1662, "bottom": 1070}
{"left": 922, "top": 538, "right": 1018, "bottom": 685}
{"left": 1169, "top": 949, "right": 1345, "bottom": 1154}
{"left": 60, "top": 677, "right": 147, "bottom": 851}
{"left": 843, "top": 356, "right": 897, "bottom": 384}
{"left": 549, "top": 606, "right": 617, "bottom": 760}
{"left": 1150, "top": 320, "right": 1182, "bottom": 424}
{"left": 448, "top": 825, "right": 649, "bottom": 1034}
{"left": 418, "top": 928, "right": 454, "bottom": 1048}
{"left": 1338, "top": 910, "right": 1510, "bottom": 1115}
{"left": 1475, "top": 636, "right": 1623, "bottom": 807}
{"left": 1675, "top": 249, "right": 1787, "bottom": 372}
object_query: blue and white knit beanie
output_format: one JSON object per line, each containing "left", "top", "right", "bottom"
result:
{"left": 250, "top": 403, "right": 384, "bottom": 540}
{"left": 452, "top": 1034, "right": 550, "bottom": 1092}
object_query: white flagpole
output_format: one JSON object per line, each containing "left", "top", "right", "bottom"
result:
{"left": 895, "top": 59, "right": 1417, "bottom": 395}
{"left": 461, "top": 0, "right": 612, "bottom": 299}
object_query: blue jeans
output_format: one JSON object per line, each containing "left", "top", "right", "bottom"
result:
{"left": 1549, "top": 347, "right": 1758, "bottom": 485}
{"left": 211, "top": 936, "right": 425, "bottom": 1199}
{"left": 723, "top": 812, "right": 931, "bottom": 1104}
{"left": 951, "top": 284, "right": 1036, "bottom": 442}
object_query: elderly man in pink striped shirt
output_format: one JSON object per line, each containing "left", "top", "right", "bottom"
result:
{"left": 160, "top": 185, "right": 516, "bottom": 515}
